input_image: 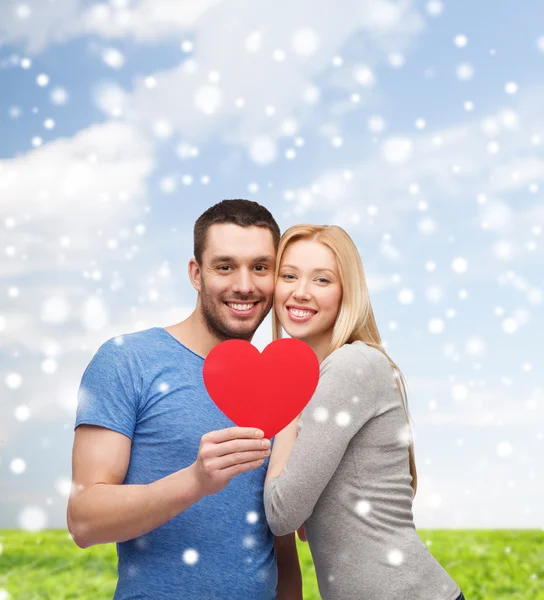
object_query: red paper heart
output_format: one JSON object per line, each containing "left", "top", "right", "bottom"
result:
{"left": 203, "top": 338, "right": 319, "bottom": 439}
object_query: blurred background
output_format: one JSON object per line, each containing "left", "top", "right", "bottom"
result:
{"left": 1, "top": 0, "right": 543, "bottom": 542}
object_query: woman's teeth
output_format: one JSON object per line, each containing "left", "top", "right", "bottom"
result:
{"left": 288, "top": 308, "right": 316, "bottom": 317}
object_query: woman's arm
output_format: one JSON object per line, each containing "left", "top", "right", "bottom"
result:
{"left": 263, "top": 344, "right": 382, "bottom": 536}
{"left": 266, "top": 416, "right": 310, "bottom": 544}
{"left": 265, "top": 416, "right": 300, "bottom": 485}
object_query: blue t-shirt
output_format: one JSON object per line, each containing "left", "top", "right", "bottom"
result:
{"left": 75, "top": 327, "right": 277, "bottom": 600}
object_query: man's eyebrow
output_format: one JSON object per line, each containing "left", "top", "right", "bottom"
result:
{"left": 253, "top": 255, "right": 275, "bottom": 263}
{"left": 210, "top": 255, "right": 275, "bottom": 265}
{"left": 210, "top": 256, "right": 235, "bottom": 265}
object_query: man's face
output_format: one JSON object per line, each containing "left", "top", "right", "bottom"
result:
{"left": 196, "top": 223, "right": 276, "bottom": 341}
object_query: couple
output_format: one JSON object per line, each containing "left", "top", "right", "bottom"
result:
{"left": 69, "top": 199, "right": 463, "bottom": 600}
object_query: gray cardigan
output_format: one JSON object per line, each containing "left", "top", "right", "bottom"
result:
{"left": 264, "top": 341, "right": 461, "bottom": 600}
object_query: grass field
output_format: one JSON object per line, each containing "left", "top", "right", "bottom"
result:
{"left": 0, "top": 529, "right": 542, "bottom": 599}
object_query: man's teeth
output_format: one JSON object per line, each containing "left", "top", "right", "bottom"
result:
{"left": 289, "top": 308, "right": 316, "bottom": 317}
{"left": 227, "top": 303, "right": 255, "bottom": 311}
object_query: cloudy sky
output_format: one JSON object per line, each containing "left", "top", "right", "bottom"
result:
{"left": 1, "top": 0, "right": 543, "bottom": 531}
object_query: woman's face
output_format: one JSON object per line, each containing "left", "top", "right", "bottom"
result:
{"left": 275, "top": 239, "right": 343, "bottom": 344}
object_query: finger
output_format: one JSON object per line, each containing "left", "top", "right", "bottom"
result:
{"left": 211, "top": 450, "right": 270, "bottom": 471}
{"left": 220, "top": 458, "right": 265, "bottom": 480}
{"left": 212, "top": 438, "right": 270, "bottom": 458}
{"left": 204, "top": 427, "right": 264, "bottom": 444}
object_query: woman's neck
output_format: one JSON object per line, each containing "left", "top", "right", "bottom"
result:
{"left": 300, "top": 331, "right": 334, "bottom": 364}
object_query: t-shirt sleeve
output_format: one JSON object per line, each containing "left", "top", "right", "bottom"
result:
{"left": 264, "top": 344, "right": 381, "bottom": 536}
{"left": 75, "top": 337, "right": 142, "bottom": 440}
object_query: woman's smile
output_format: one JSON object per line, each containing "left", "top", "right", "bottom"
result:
{"left": 285, "top": 305, "right": 318, "bottom": 323}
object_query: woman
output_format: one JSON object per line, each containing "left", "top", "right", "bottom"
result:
{"left": 263, "top": 225, "right": 464, "bottom": 600}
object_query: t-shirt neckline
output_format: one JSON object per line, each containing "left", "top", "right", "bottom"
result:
{"left": 155, "top": 327, "right": 205, "bottom": 361}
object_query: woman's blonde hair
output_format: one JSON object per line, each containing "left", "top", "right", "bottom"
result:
{"left": 272, "top": 224, "right": 417, "bottom": 496}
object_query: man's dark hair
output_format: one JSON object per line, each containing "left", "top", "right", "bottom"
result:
{"left": 193, "top": 199, "right": 280, "bottom": 264}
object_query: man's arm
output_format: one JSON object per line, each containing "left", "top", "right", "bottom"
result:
{"left": 274, "top": 533, "right": 303, "bottom": 600}
{"left": 67, "top": 425, "right": 204, "bottom": 548}
{"left": 67, "top": 424, "right": 270, "bottom": 548}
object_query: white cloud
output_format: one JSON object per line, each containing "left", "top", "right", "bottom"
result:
{"left": 409, "top": 377, "right": 544, "bottom": 427}
{"left": 0, "top": 0, "right": 222, "bottom": 53}
{"left": 2, "top": 0, "right": 424, "bottom": 155}
{"left": 1, "top": 0, "right": 422, "bottom": 55}
{"left": 117, "top": 0, "right": 422, "bottom": 149}
{"left": 0, "top": 0, "right": 80, "bottom": 54}
{"left": 80, "top": 0, "right": 225, "bottom": 42}
{"left": 284, "top": 88, "right": 544, "bottom": 249}
{"left": 1, "top": 121, "right": 154, "bottom": 278}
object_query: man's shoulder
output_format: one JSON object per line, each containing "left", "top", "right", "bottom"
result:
{"left": 94, "top": 327, "right": 161, "bottom": 362}
{"left": 108, "top": 327, "right": 159, "bottom": 347}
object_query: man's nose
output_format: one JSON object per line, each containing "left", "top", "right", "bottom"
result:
{"left": 231, "top": 269, "right": 255, "bottom": 294}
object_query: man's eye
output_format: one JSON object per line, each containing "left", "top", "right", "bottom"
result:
{"left": 254, "top": 265, "right": 268, "bottom": 271}
{"left": 218, "top": 266, "right": 231, "bottom": 271}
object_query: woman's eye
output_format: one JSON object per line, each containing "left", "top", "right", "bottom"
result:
{"left": 317, "top": 278, "right": 329, "bottom": 284}
{"left": 282, "top": 274, "right": 295, "bottom": 280}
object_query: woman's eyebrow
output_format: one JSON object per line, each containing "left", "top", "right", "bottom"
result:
{"left": 281, "top": 264, "right": 336, "bottom": 275}
{"left": 317, "top": 269, "right": 336, "bottom": 276}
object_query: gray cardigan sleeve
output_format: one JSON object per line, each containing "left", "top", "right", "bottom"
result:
{"left": 263, "top": 344, "right": 380, "bottom": 536}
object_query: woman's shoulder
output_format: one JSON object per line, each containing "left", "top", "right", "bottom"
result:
{"left": 323, "top": 340, "right": 394, "bottom": 382}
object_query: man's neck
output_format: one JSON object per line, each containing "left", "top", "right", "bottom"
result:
{"left": 165, "top": 311, "right": 251, "bottom": 359}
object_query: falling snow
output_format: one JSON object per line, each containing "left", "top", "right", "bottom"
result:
{"left": 249, "top": 137, "right": 277, "bottom": 165}
{"left": 292, "top": 28, "right": 320, "bottom": 56}
{"left": 0, "top": 0, "right": 542, "bottom": 540}
{"left": 387, "top": 549, "right": 404, "bottom": 566}
{"left": 313, "top": 407, "right": 329, "bottom": 422}
{"left": 335, "top": 411, "right": 352, "bottom": 427}
{"left": 456, "top": 63, "right": 475, "bottom": 81}
{"left": 102, "top": 48, "right": 125, "bottom": 69}
{"left": 182, "top": 549, "right": 199, "bottom": 565}
{"left": 355, "top": 500, "right": 372, "bottom": 516}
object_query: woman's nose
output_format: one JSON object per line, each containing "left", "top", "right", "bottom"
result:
{"left": 293, "top": 286, "right": 311, "bottom": 301}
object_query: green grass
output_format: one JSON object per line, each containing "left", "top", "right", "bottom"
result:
{"left": 0, "top": 530, "right": 542, "bottom": 599}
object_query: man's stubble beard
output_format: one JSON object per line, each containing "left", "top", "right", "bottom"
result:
{"left": 199, "top": 277, "right": 273, "bottom": 342}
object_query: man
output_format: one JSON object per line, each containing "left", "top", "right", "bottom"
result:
{"left": 68, "top": 200, "right": 303, "bottom": 599}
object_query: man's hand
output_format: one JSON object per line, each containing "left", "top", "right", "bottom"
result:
{"left": 296, "top": 524, "right": 307, "bottom": 542}
{"left": 191, "top": 427, "right": 271, "bottom": 496}
{"left": 274, "top": 533, "right": 303, "bottom": 599}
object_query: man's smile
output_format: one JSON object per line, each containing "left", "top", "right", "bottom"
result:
{"left": 224, "top": 301, "right": 260, "bottom": 316}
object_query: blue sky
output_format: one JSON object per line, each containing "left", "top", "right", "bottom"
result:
{"left": 0, "top": 0, "right": 543, "bottom": 531}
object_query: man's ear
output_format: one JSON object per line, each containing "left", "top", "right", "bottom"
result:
{"left": 188, "top": 258, "right": 202, "bottom": 292}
